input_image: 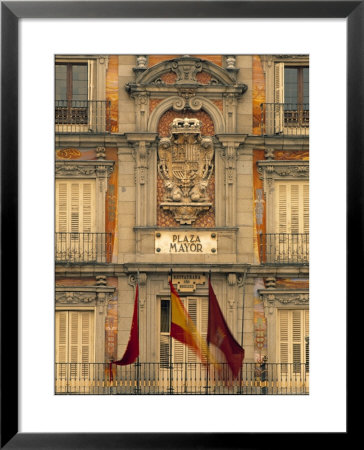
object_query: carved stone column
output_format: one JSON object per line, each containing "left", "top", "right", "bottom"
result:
{"left": 126, "top": 133, "right": 157, "bottom": 227}
{"left": 217, "top": 135, "right": 246, "bottom": 226}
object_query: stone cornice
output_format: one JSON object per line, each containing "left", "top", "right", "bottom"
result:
{"left": 55, "top": 160, "right": 115, "bottom": 179}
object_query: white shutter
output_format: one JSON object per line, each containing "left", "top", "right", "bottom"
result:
{"left": 55, "top": 180, "right": 96, "bottom": 233}
{"left": 56, "top": 310, "right": 94, "bottom": 373}
{"left": 279, "top": 310, "right": 309, "bottom": 371}
{"left": 275, "top": 182, "right": 309, "bottom": 234}
{"left": 274, "top": 62, "right": 285, "bottom": 133}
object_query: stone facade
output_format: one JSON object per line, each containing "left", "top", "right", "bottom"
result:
{"left": 55, "top": 55, "right": 309, "bottom": 385}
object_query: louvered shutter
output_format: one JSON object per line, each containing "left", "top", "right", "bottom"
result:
{"left": 56, "top": 180, "right": 96, "bottom": 233}
{"left": 275, "top": 182, "right": 309, "bottom": 262}
{"left": 279, "top": 310, "right": 309, "bottom": 373}
{"left": 274, "top": 62, "right": 285, "bottom": 133}
{"left": 56, "top": 311, "right": 94, "bottom": 378}
{"left": 56, "top": 311, "right": 68, "bottom": 378}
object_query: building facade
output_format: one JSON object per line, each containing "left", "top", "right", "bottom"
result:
{"left": 55, "top": 54, "right": 309, "bottom": 394}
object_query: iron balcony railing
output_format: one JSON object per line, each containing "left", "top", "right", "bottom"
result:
{"left": 259, "top": 233, "right": 309, "bottom": 265}
{"left": 260, "top": 103, "right": 309, "bottom": 136}
{"left": 55, "top": 232, "right": 112, "bottom": 264}
{"left": 55, "top": 362, "right": 309, "bottom": 395}
{"left": 55, "top": 100, "right": 111, "bottom": 133}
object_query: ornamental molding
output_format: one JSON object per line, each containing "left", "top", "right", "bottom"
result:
{"left": 55, "top": 286, "right": 115, "bottom": 307}
{"left": 257, "top": 160, "right": 309, "bottom": 192}
{"left": 55, "top": 160, "right": 115, "bottom": 179}
{"left": 259, "top": 289, "right": 309, "bottom": 314}
{"left": 132, "top": 56, "right": 243, "bottom": 86}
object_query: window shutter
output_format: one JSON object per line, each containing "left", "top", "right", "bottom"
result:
{"left": 275, "top": 182, "right": 309, "bottom": 234}
{"left": 305, "top": 311, "right": 309, "bottom": 372}
{"left": 274, "top": 63, "right": 285, "bottom": 133}
{"left": 303, "top": 184, "right": 309, "bottom": 233}
{"left": 279, "top": 310, "right": 289, "bottom": 367}
{"left": 55, "top": 180, "right": 96, "bottom": 233}
{"left": 274, "top": 63, "right": 285, "bottom": 104}
{"left": 159, "top": 334, "right": 170, "bottom": 369}
{"left": 279, "top": 310, "right": 309, "bottom": 373}
{"left": 56, "top": 311, "right": 94, "bottom": 377}
{"left": 278, "top": 184, "right": 287, "bottom": 233}
{"left": 187, "top": 299, "right": 198, "bottom": 363}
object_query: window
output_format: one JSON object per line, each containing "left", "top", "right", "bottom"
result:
{"left": 272, "top": 181, "right": 309, "bottom": 263}
{"left": 159, "top": 297, "right": 208, "bottom": 368}
{"left": 274, "top": 63, "right": 309, "bottom": 132}
{"left": 55, "top": 63, "right": 88, "bottom": 125}
{"left": 55, "top": 180, "right": 96, "bottom": 262}
{"left": 55, "top": 310, "right": 94, "bottom": 387}
{"left": 278, "top": 309, "right": 309, "bottom": 374}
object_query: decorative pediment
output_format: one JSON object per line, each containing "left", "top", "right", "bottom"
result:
{"left": 132, "top": 56, "right": 241, "bottom": 87}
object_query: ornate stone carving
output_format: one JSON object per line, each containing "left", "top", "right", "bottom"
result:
{"left": 158, "top": 117, "right": 214, "bottom": 224}
{"left": 55, "top": 160, "right": 114, "bottom": 179}
{"left": 171, "top": 57, "right": 203, "bottom": 84}
{"left": 56, "top": 291, "right": 96, "bottom": 305}
{"left": 259, "top": 289, "right": 309, "bottom": 315}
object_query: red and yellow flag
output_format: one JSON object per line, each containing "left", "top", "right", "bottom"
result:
{"left": 169, "top": 280, "right": 211, "bottom": 365}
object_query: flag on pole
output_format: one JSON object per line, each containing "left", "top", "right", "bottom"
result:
{"left": 207, "top": 279, "right": 244, "bottom": 378}
{"left": 112, "top": 284, "right": 139, "bottom": 366}
{"left": 169, "top": 280, "right": 211, "bottom": 364}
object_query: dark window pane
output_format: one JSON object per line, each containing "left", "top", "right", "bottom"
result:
{"left": 160, "top": 300, "right": 170, "bottom": 333}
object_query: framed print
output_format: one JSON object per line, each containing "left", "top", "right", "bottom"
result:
{"left": 1, "top": 1, "right": 359, "bottom": 448}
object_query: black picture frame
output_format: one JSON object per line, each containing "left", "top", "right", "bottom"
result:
{"left": 1, "top": 1, "right": 357, "bottom": 448}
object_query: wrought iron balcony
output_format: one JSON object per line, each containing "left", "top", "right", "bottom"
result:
{"left": 259, "top": 233, "right": 309, "bottom": 265}
{"left": 55, "top": 362, "right": 309, "bottom": 395}
{"left": 55, "top": 232, "right": 112, "bottom": 264}
{"left": 55, "top": 100, "right": 111, "bottom": 133}
{"left": 260, "top": 103, "right": 309, "bottom": 136}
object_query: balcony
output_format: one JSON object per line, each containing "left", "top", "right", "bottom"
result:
{"left": 260, "top": 103, "right": 309, "bottom": 136}
{"left": 259, "top": 233, "right": 309, "bottom": 265}
{"left": 55, "top": 362, "right": 309, "bottom": 395}
{"left": 55, "top": 100, "right": 111, "bottom": 133}
{"left": 55, "top": 232, "right": 112, "bottom": 264}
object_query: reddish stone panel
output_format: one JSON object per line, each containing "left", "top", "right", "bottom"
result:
{"left": 148, "top": 55, "right": 222, "bottom": 67}
{"left": 106, "top": 55, "right": 119, "bottom": 133}
{"left": 275, "top": 151, "right": 309, "bottom": 161}
{"left": 161, "top": 71, "right": 177, "bottom": 84}
{"left": 149, "top": 98, "right": 163, "bottom": 113}
{"left": 158, "top": 110, "right": 215, "bottom": 137}
{"left": 252, "top": 55, "right": 265, "bottom": 135}
{"left": 212, "top": 100, "right": 224, "bottom": 112}
{"left": 196, "top": 71, "right": 212, "bottom": 84}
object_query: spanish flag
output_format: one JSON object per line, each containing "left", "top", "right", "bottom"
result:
{"left": 169, "top": 280, "right": 211, "bottom": 364}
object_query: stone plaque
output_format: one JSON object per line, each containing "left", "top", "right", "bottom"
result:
{"left": 172, "top": 274, "right": 206, "bottom": 293}
{"left": 155, "top": 231, "right": 217, "bottom": 254}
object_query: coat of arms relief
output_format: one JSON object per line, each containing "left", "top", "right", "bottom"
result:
{"left": 158, "top": 117, "right": 214, "bottom": 225}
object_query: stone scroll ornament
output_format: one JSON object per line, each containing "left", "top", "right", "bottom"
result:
{"left": 157, "top": 117, "right": 214, "bottom": 225}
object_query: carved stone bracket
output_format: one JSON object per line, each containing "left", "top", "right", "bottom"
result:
{"left": 259, "top": 289, "right": 309, "bottom": 315}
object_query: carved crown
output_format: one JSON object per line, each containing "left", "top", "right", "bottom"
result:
{"left": 170, "top": 117, "right": 202, "bottom": 135}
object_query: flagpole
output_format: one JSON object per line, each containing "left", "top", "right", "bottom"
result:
{"left": 205, "top": 270, "right": 211, "bottom": 395}
{"left": 239, "top": 268, "right": 248, "bottom": 394}
{"left": 169, "top": 269, "right": 173, "bottom": 395}
{"left": 136, "top": 269, "right": 140, "bottom": 394}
